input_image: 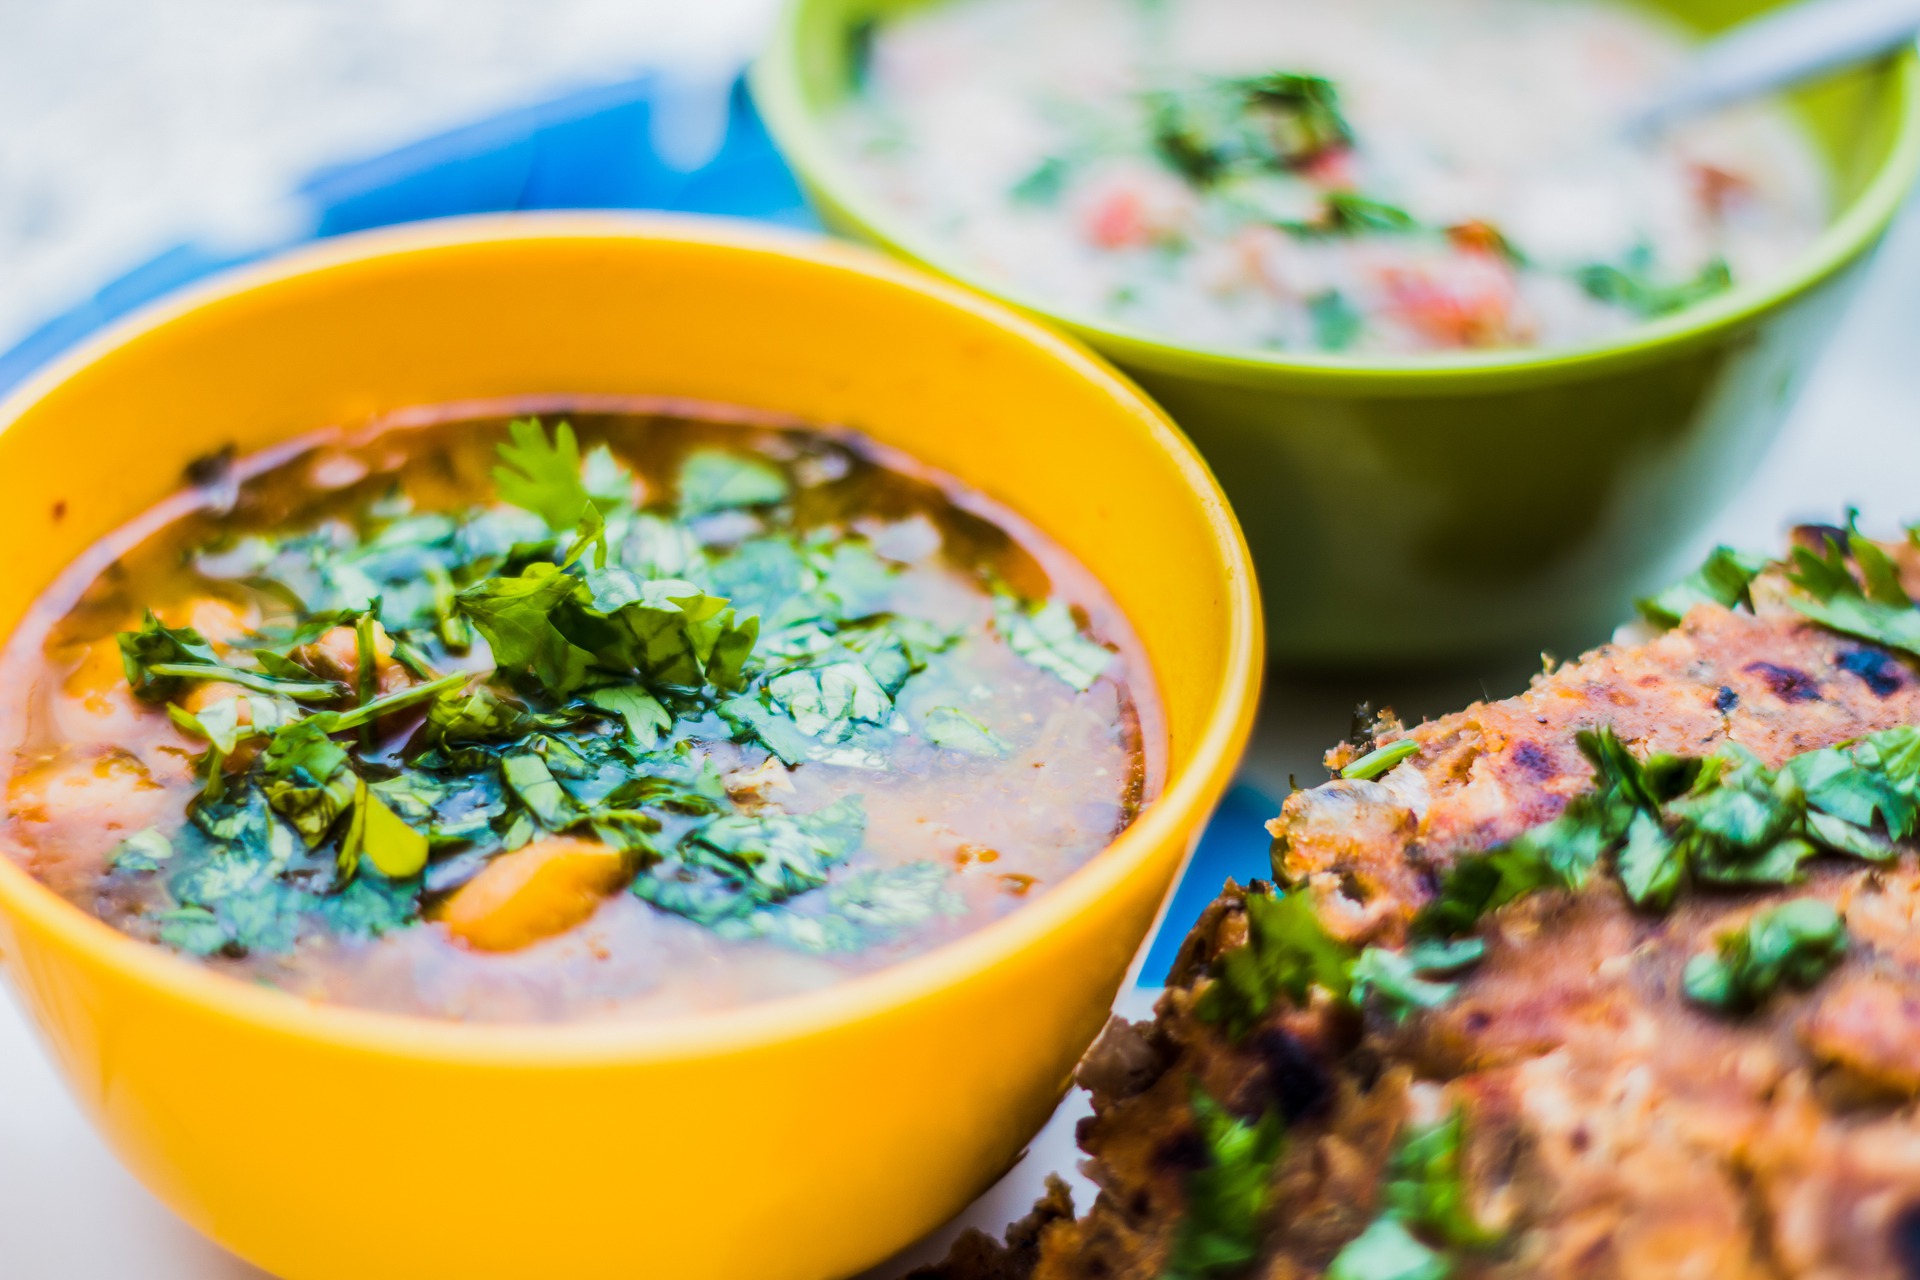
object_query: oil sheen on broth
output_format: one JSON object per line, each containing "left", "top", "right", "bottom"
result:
{"left": 831, "top": 0, "right": 1830, "bottom": 355}
{"left": 0, "top": 404, "right": 1162, "bottom": 1022}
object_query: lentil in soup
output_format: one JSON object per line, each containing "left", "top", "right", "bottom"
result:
{"left": 0, "top": 403, "right": 1162, "bottom": 1022}
{"left": 830, "top": 0, "right": 1829, "bottom": 355}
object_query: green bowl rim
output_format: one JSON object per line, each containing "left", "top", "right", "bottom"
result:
{"left": 752, "top": 0, "right": 1920, "bottom": 393}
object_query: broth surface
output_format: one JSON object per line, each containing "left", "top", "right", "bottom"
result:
{"left": 831, "top": 0, "right": 1830, "bottom": 355}
{"left": 0, "top": 402, "right": 1162, "bottom": 1022}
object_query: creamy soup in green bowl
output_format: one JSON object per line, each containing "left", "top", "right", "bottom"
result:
{"left": 755, "top": 0, "right": 1920, "bottom": 661}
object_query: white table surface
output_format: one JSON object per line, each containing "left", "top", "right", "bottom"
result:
{"left": 6, "top": 6, "right": 1920, "bottom": 1276}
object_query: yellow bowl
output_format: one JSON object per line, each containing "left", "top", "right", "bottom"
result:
{"left": 0, "top": 214, "right": 1261, "bottom": 1280}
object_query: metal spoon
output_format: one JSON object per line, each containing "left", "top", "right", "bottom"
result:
{"left": 1628, "top": 0, "right": 1920, "bottom": 136}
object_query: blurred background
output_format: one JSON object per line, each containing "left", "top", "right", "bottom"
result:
{"left": 2, "top": 2, "right": 1919, "bottom": 1276}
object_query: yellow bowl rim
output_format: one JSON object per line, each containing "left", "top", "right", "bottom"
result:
{"left": 0, "top": 211, "right": 1263, "bottom": 1065}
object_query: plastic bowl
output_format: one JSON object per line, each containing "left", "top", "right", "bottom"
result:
{"left": 753, "top": 0, "right": 1920, "bottom": 662}
{"left": 0, "top": 214, "right": 1261, "bottom": 1280}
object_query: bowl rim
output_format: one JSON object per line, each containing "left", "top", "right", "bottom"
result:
{"left": 750, "top": 0, "right": 1920, "bottom": 392}
{"left": 0, "top": 211, "right": 1264, "bottom": 1065}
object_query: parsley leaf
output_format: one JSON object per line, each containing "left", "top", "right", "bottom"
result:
{"left": 1683, "top": 898, "right": 1846, "bottom": 1013}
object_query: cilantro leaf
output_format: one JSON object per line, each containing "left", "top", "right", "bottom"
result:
{"left": 635, "top": 797, "right": 867, "bottom": 926}
{"left": 502, "top": 745, "right": 584, "bottom": 831}
{"left": 257, "top": 720, "right": 355, "bottom": 847}
{"left": 1238, "top": 71, "right": 1352, "bottom": 163}
{"left": 1329, "top": 1108, "right": 1499, "bottom": 1280}
{"left": 109, "top": 827, "right": 174, "bottom": 873}
{"left": 1683, "top": 898, "right": 1846, "bottom": 1013}
{"left": 921, "top": 706, "right": 1011, "bottom": 758}
{"left": 1327, "top": 1217, "right": 1449, "bottom": 1280}
{"left": 996, "top": 597, "right": 1112, "bottom": 691}
{"left": 1165, "top": 1086, "right": 1285, "bottom": 1280}
{"left": 1010, "top": 154, "right": 1071, "bottom": 206}
{"left": 571, "top": 569, "right": 760, "bottom": 692}
{"left": 1309, "top": 290, "right": 1364, "bottom": 351}
{"left": 719, "top": 860, "right": 959, "bottom": 953}
{"left": 456, "top": 563, "right": 596, "bottom": 698}
{"left": 1350, "top": 939, "right": 1486, "bottom": 1023}
{"left": 1321, "top": 192, "right": 1418, "bottom": 236}
{"left": 1576, "top": 257, "right": 1732, "bottom": 318}
{"left": 1381, "top": 1110, "right": 1501, "bottom": 1250}
{"left": 1784, "top": 527, "right": 1920, "bottom": 656}
{"left": 494, "top": 417, "right": 599, "bottom": 533}
{"left": 581, "top": 684, "right": 672, "bottom": 748}
{"left": 116, "top": 612, "right": 221, "bottom": 699}
{"left": 118, "top": 612, "right": 345, "bottom": 702}
{"left": 1196, "top": 889, "right": 1354, "bottom": 1038}
{"left": 678, "top": 449, "right": 790, "bottom": 515}
{"left": 1635, "top": 545, "right": 1769, "bottom": 628}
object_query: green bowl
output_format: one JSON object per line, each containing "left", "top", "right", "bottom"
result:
{"left": 753, "top": 0, "right": 1920, "bottom": 664}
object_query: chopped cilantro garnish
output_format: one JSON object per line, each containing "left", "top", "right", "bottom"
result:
{"left": 1010, "top": 155, "right": 1072, "bottom": 206}
{"left": 1308, "top": 290, "right": 1364, "bottom": 351}
{"left": 1149, "top": 70, "right": 1352, "bottom": 191}
{"left": 1236, "top": 71, "right": 1353, "bottom": 166}
{"left": 1341, "top": 737, "right": 1418, "bottom": 781}
{"left": 1575, "top": 256, "right": 1732, "bottom": 318}
{"left": 921, "top": 706, "right": 1012, "bottom": 758}
{"left": 1328, "top": 1217, "right": 1449, "bottom": 1280}
{"left": 1322, "top": 192, "right": 1418, "bottom": 235}
{"left": 1407, "top": 718, "right": 1915, "bottom": 965}
{"left": 1198, "top": 888, "right": 1485, "bottom": 1037}
{"left": 1164, "top": 1086, "right": 1286, "bottom": 1280}
{"left": 494, "top": 417, "right": 600, "bottom": 533}
{"left": 102, "top": 417, "right": 1113, "bottom": 964}
{"left": 996, "top": 597, "right": 1112, "bottom": 691}
{"left": 1196, "top": 889, "right": 1352, "bottom": 1037}
{"left": 1683, "top": 898, "right": 1847, "bottom": 1013}
{"left": 677, "top": 448, "right": 790, "bottom": 515}
{"left": 1784, "top": 521, "right": 1920, "bottom": 657}
{"left": 1635, "top": 544, "right": 1768, "bottom": 628}
{"left": 1349, "top": 939, "right": 1486, "bottom": 1024}
{"left": 109, "top": 827, "right": 173, "bottom": 873}
{"left": 1329, "top": 1108, "right": 1500, "bottom": 1280}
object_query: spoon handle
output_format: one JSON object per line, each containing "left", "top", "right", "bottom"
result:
{"left": 1632, "top": 0, "right": 1920, "bottom": 133}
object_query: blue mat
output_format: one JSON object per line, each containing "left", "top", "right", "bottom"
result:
{"left": 0, "top": 71, "right": 1280, "bottom": 981}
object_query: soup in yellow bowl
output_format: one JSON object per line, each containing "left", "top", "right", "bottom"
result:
{"left": 0, "top": 215, "right": 1260, "bottom": 1280}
